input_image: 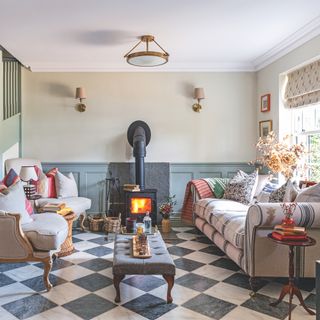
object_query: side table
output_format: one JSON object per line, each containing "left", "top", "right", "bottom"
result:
{"left": 267, "top": 233, "right": 316, "bottom": 320}
{"left": 58, "top": 212, "right": 76, "bottom": 257}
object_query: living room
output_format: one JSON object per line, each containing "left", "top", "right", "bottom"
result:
{"left": 0, "top": 1, "right": 320, "bottom": 319}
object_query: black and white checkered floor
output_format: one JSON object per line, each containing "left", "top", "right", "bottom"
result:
{"left": 0, "top": 227, "right": 316, "bottom": 320}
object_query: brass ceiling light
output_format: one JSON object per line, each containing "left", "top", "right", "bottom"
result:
{"left": 124, "top": 35, "right": 169, "bottom": 67}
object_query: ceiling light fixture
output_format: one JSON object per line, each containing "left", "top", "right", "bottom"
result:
{"left": 124, "top": 35, "right": 169, "bottom": 67}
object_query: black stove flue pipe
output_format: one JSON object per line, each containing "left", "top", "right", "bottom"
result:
{"left": 127, "top": 121, "right": 151, "bottom": 191}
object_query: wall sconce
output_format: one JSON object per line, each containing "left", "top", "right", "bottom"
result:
{"left": 192, "top": 87, "right": 205, "bottom": 112}
{"left": 75, "top": 87, "right": 87, "bottom": 112}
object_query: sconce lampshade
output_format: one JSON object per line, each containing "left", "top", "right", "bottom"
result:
{"left": 75, "top": 87, "right": 86, "bottom": 99}
{"left": 19, "top": 166, "right": 38, "bottom": 182}
{"left": 194, "top": 88, "right": 205, "bottom": 100}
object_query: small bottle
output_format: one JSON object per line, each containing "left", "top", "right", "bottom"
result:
{"left": 143, "top": 211, "right": 152, "bottom": 234}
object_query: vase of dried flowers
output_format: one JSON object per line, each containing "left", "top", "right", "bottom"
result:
{"left": 254, "top": 132, "right": 306, "bottom": 180}
{"left": 280, "top": 202, "right": 297, "bottom": 227}
{"left": 159, "top": 195, "right": 176, "bottom": 233}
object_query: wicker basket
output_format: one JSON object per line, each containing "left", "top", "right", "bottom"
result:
{"left": 88, "top": 214, "right": 105, "bottom": 232}
{"left": 104, "top": 213, "right": 121, "bottom": 233}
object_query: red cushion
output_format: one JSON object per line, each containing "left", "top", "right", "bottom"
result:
{"left": 46, "top": 168, "right": 58, "bottom": 198}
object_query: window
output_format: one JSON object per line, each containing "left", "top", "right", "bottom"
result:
{"left": 293, "top": 103, "right": 320, "bottom": 181}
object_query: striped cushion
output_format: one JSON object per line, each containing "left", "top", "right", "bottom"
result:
{"left": 194, "top": 198, "right": 248, "bottom": 249}
{"left": 32, "top": 166, "right": 58, "bottom": 198}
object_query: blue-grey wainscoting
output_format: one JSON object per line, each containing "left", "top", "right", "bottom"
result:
{"left": 42, "top": 162, "right": 252, "bottom": 214}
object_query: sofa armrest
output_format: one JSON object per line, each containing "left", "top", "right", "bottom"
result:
{"left": 190, "top": 180, "right": 215, "bottom": 203}
{"left": 246, "top": 202, "right": 320, "bottom": 229}
{"left": 0, "top": 212, "right": 34, "bottom": 260}
{"left": 244, "top": 203, "right": 320, "bottom": 277}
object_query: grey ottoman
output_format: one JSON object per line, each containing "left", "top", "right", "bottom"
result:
{"left": 113, "top": 233, "right": 176, "bottom": 303}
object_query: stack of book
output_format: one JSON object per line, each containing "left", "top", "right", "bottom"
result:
{"left": 41, "top": 203, "right": 73, "bottom": 216}
{"left": 123, "top": 184, "right": 140, "bottom": 192}
{"left": 272, "top": 225, "right": 307, "bottom": 241}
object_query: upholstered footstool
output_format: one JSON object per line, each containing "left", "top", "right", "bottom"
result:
{"left": 113, "top": 233, "right": 176, "bottom": 303}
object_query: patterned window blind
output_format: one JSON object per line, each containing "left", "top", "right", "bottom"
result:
{"left": 284, "top": 59, "right": 320, "bottom": 108}
{"left": 2, "top": 51, "right": 21, "bottom": 120}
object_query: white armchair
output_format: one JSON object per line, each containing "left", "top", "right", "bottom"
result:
{"left": 0, "top": 211, "right": 68, "bottom": 291}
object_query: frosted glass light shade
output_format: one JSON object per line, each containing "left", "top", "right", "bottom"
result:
{"left": 126, "top": 52, "right": 168, "bottom": 67}
{"left": 75, "top": 87, "right": 86, "bottom": 99}
{"left": 194, "top": 88, "right": 205, "bottom": 100}
{"left": 19, "top": 166, "right": 38, "bottom": 182}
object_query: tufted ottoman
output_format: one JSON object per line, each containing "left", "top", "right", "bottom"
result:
{"left": 112, "top": 233, "right": 176, "bottom": 303}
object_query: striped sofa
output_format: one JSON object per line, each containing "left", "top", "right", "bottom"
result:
{"left": 192, "top": 185, "right": 320, "bottom": 285}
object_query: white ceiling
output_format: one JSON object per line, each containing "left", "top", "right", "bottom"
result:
{"left": 0, "top": 0, "right": 320, "bottom": 72}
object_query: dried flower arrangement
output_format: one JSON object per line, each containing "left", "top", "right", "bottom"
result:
{"left": 159, "top": 195, "right": 177, "bottom": 219}
{"left": 255, "top": 132, "right": 306, "bottom": 180}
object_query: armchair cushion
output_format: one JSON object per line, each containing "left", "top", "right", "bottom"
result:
{"left": 0, "top": 181, "right": 33, "bottom": 224}
{"left": 22, "top": 213, "right": 68, "bottom": 251}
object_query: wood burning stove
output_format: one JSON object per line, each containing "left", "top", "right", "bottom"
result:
{"left": 124, "top": 189, "right": 157, "bottom": 225}
{"left": 123, "top": 121, "right": 157, "bottom": 225}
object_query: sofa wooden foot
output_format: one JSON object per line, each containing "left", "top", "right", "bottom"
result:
{"left": 43, "top": 256, "right": 53, "bottom": 291}
{"left": 249, "top": 277, "right": 258, "bottom": 296}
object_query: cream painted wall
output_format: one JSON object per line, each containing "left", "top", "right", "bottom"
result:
{"left": 257, "top": 35, "right": 320, "bottom": 138}
{"left": 21, "top": 72, "right": 256, "bottom": 163}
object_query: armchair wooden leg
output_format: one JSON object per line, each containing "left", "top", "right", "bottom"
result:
{"left": 79, "top": 213, "right": 86, "bottom": 231}
{"left": 43, "top": 256, "right": 53, "bottom": 292}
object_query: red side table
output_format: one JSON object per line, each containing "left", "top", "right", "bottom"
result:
{"left": 268, "top": 233, "right": 316, "bottom": 320}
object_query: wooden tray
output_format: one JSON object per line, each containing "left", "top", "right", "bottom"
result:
{"left": 132, "top": 235, "right": 152, "bottom": 259}
{"left": 121, "top": 225, "right": 159, "bottom": 235}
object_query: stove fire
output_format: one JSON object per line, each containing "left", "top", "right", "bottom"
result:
{"left": 130, "top": 198, "right": 152, "bottom": 214}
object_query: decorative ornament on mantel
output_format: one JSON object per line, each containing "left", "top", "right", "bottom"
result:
{"left": 124, "top": 35, "right": 169, "bottom": 67}
{"left": 75, "top": 87, "right": 87, "bottom": 112}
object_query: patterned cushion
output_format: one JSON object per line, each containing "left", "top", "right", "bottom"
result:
{"left": 269, "top": 180, "right": 299, "bottom": 203}
{"left": 194, "top": 198, "right": 248, "bottom": 249}
{"left": 2, "top": 169, "right": 33, "bottom": 215}
{"left": 2, "top": 168, "right": 20, "bottom": 186}
{"left": 32, "top": 167, "right": 58, "bottom": 198}
{"left": 223, "top": 170, "right": 258, "bottom": 205}
{"left": 255, "top": 182, "right": 278, "bottom": 203}
{"left": 204, "top": 178, "right": 230, "bottom": 198}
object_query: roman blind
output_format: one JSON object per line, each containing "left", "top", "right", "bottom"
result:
{"left": 2, "top": 49, "right": 21, "bottom": 120}
{"left": 284, "top": 59, "right": 320, "bottom": 108}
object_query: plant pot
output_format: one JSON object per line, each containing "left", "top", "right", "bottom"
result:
{"left": 162, "top": 218, "right": 171, "bottom": 233}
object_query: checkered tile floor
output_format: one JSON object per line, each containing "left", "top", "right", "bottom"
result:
{"left": 0, "top": 227, "right": 316, "bottom": 320}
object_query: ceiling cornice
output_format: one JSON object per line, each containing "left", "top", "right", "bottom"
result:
{"left": 253, "top": 15, "right": 320, "bottom": 70}
{"left": 29, "top": 62, "right": 256, "bottom": 72}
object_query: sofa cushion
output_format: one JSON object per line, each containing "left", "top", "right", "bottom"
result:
{"left": 22, "top": 213, "right": 68, "bottom": 251}
{"left": 37, "top": 197, "right": 91, "bottom": 217}
{"left": 295, "top": 183, "right": 320, "bottom": 202}
{"left": 55, "top": 171, "right": 78, "bottom": 198}
{"left": 223, "top": 170, "right": 258, "bottom": 205}
{"left": 194, "top": 198, "right": 248, "bottom": 249}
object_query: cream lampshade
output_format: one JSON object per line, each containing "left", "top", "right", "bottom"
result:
{"left": 75, "top": 87, "right": 86, "bottom": 100}
{"left": 193, "top": 87, "right": 205, "bottom": 112}
{"left": 75, "top": 87, "right": 87, "bottom": 112}
{"left": 19, "top": 166, "right": 38, "bottom": 182}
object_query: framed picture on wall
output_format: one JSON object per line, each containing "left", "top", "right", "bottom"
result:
{"left": 259, "top": 120, "right": 273, "bottom": 138}
{"left": 261, "top": 94, "right": 271, "bottom": 112}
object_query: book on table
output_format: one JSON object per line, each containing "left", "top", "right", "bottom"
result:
{"left": 271, "top": 232, "right": 308, "bottom": 241}
{"left": 42, "top": 202, "right": 66, "bottom": 212}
